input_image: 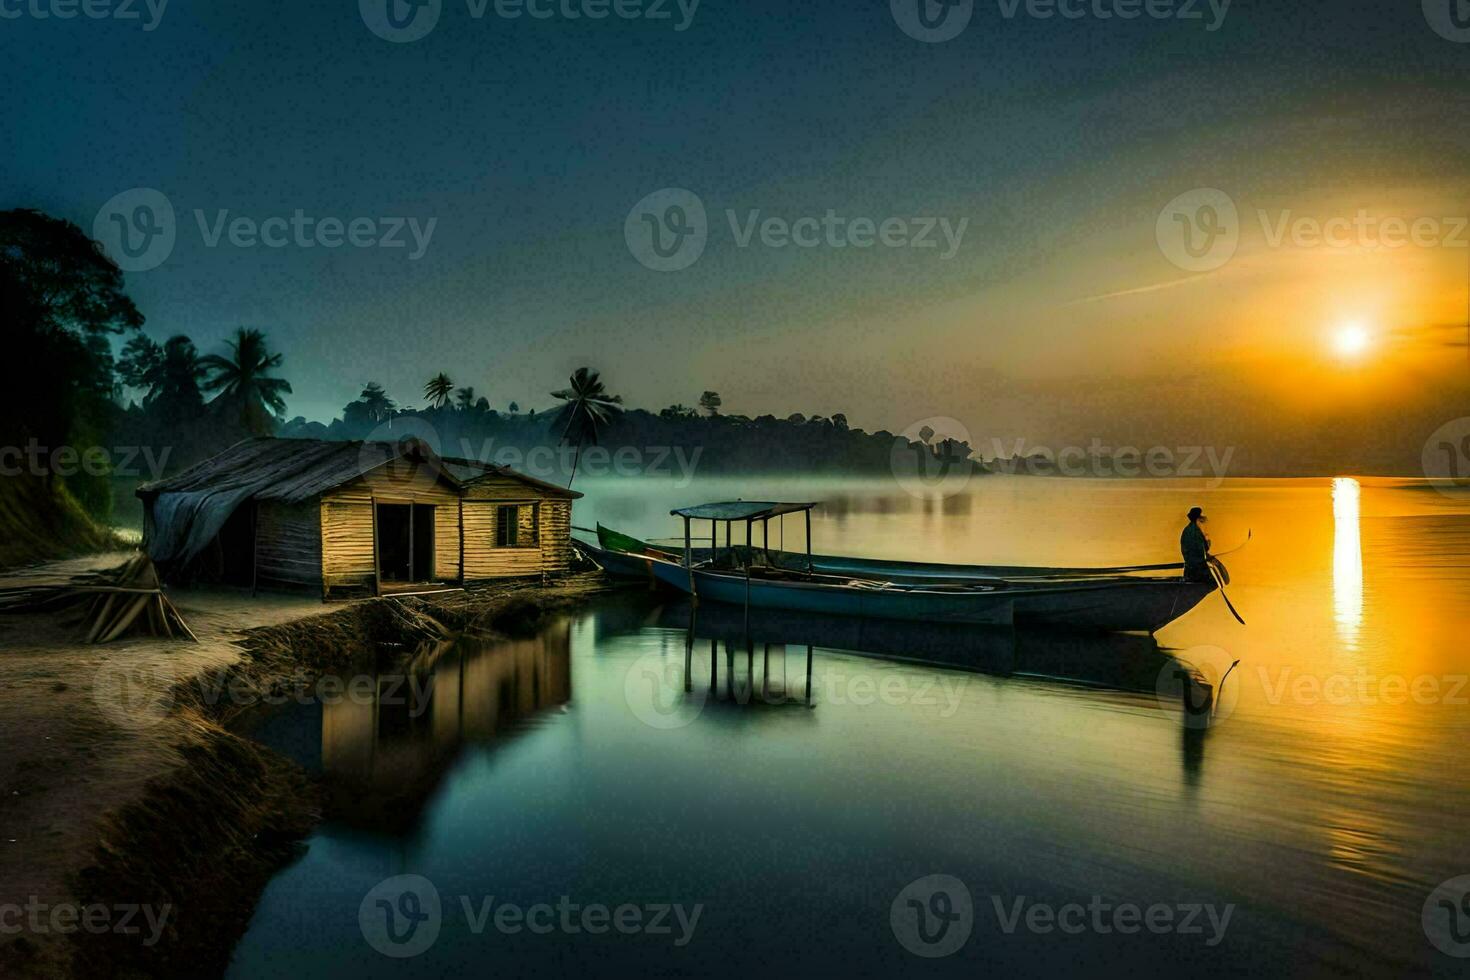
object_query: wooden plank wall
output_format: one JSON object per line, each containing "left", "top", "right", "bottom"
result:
{"left": 255, "top": 500, "right": 323, "bottom": 589}
{"left": 461, "top": 474, "right": 575, "bottom": 580}
{"left": 539, "top": 500, "right": 572, "bottom": 574}
{"left": 322, "top": 462, "right": 463, "bottom": 588}
{"left": 320, "top": 500, "right": 375, "bottom": 590}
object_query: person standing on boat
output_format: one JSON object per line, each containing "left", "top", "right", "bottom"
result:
{"left": 1181, "top": 506, "right": 1212, "bottom": 583}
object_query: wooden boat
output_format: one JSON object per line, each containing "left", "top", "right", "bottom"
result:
{"left": 645, "top": 555, "right": 1214, "bottom": 632}
{"left": 582, "top": 522, "right": 1188, "bottom": 583}
{"left": 581, "top": 502, "right": 1223, "bottom": 633}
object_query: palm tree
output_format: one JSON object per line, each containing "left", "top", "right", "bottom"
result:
{"left": 455, "top": 386, "right": 477, "bottom": 412}
{"left": 200, "top": 328, "right": 292, "bottom": 436}
{"left": 358, "top": 382, "right": 396, "bottom": 424}
{"left": 424, "top": 373, "right": 454, "bottom": 409}
{"left": 550, "top": 367, "right": 624, "bottom": 487}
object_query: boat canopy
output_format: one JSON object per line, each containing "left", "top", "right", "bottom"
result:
{"left": 669, "top": 501, "right": 819, "bottom": 521}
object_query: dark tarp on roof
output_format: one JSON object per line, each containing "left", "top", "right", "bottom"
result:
{"left": 137, "top": 438, "right": 448, "bottom": 564}
{"left": 669, "top": 501, "right": 819, "bottom": 521}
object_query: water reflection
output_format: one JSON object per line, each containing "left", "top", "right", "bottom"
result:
{"left": 1332, "top": 477, "right": 1363, "bottom": 650}
{"left": 244, "top": 624, "right": 572, "bottom": 835}
{"left": 631, "top": 600, "right": 1216, "bottom": 783}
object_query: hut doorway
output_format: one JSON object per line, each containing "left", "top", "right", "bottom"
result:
{"left": 375, "top": 503, "right": 435, "bottom": 584}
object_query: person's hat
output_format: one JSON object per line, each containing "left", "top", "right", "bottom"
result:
{"left": 1187, "top": 506, "right": 1204, "bottom": 521}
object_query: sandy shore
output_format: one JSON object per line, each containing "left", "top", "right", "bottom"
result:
{"left": 0, "top": 553, "right": 617, "bottom": 977}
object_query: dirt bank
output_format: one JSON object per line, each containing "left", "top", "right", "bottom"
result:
{"left": 0, "top": 562, "right": 618, "bottom": 978}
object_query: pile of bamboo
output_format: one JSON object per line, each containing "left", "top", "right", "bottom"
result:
{"left": 0, "top": 553, "right": 197, "bottom": 643}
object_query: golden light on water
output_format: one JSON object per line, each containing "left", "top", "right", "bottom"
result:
{"left": 1332, "top": 477, "right": 1363, "bottom": 649}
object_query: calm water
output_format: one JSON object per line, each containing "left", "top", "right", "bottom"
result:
{"left": 225, "top": 476, "right": 1470, "bottom": 978}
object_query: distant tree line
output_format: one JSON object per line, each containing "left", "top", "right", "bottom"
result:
{"left": 0, "top": 205, "right": 981, "bottom": 564}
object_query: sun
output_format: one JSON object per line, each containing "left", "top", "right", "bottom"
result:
{"left": 1331, "top": 322, "right": 1372, "bottom": 360}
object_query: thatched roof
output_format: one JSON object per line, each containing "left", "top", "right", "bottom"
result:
{"left": 137, "top": 437, "right": 576, "bottom": 565}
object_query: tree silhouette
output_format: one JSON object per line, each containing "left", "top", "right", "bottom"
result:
{"left": 119, "top": 334, "right": 205, "bottom": 424}
{"left": 455, "top": 386, "right": 477, "bottom": 412}
{"left": 550, "top": 367, "right": 624, "bottom": 487}
{"left": 200, "top": 328, "right": 292, "bottom": 436}
{"left": 424, "top": 372, "right": 454, "bottom": 409}
{"left": 0, "top": 208, "right": 142, "bottom": 506}
{"left": 357, "top": 382, "right": 396, "bottom": 423}
{"left": 699, "top": 390, "right": 722, "bottom": 416}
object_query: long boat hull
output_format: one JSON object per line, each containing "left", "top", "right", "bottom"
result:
{"left": 589, "top": 524, "right": 1183, "bottom": 583}
{"left": 645, "top": 556, "right": 1214, "bottom": 632}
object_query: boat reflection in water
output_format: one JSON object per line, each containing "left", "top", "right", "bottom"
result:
{"left": 628, "top": 599, "right": 1218, "bottom": 780}
{"left": 241, "top": 622, "right": 572, "bottom": 834}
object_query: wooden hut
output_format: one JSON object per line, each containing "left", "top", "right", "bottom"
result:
{"left": 137, "top": 437, "right": 581, "bottom": 598}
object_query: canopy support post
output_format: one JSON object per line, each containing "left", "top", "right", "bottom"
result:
{"left": 805, "top": 508, "right": 813, "bottom": 577}
{"left": 684, "top": 516, "right": 696, "bottom": 602}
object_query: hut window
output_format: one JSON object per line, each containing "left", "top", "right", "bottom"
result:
{"left": 496, "top": 505, "right": 519, "bottom": 547}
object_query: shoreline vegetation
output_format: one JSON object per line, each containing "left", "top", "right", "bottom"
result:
{"left": 0, "top": 560, "right": 618, "bottom": 979}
